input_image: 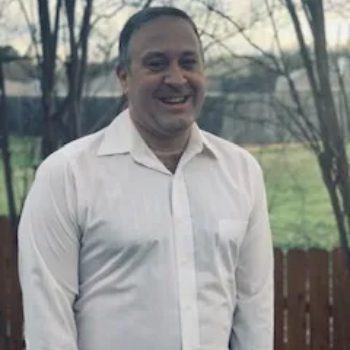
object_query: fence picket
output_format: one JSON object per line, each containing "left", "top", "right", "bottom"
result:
{"left": 309, "top": 249, "right": 330, "bottom": 350}
{"left": 274, "top": 248, "right": 284, "bottom": 350}
{"left": 332, "top": 248, "right": 350, "bottom": 350}
{"left": 287, "top": 249, "right": 307, "bottom": 350}
{"left": 8, "top": 246, "right": 22, "bottom": 350}
{"left": 0, "top": 218, "right": 7, "bottom": 350}
{"left": 0, "top": 217, "right": 12, "bottom": 350}
{"left": 0, "top": 218, "right": 22, "bottom": 350}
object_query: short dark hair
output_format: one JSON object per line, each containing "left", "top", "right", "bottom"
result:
{"left": 118, "top": 6, "right": 202, "bottom": 69}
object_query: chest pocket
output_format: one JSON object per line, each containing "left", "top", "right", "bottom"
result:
{"left": 218, "top": 219, "right": 248, "bottom": 248}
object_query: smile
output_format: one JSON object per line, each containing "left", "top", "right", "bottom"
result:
{"left": 158, "top": 96, "right": 190, "bottom": 105}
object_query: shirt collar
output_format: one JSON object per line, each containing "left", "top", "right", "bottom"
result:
{"left": 97, "top": 108, "right": 218, "bottom": 162}
{"left": 97, "top": 108, "right": 133, "bottom": 156}
{"left": 188, "top": 122, "right": 218, "bottom": 160}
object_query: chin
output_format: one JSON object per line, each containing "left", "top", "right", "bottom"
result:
{"left": 158, "top": 113, "right": 196, "bottom": 134}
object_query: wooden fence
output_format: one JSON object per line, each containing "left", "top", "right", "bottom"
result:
{"left": 274, "top": 248, "right": 350, "bottom": 350}
{"left": 1, "top": 216, "right": 350, "bottom": 350}
{"left": 0, "top": 218, "right": 22, "bottom": 350}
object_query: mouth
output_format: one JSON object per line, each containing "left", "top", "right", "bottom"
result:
{"left": 158, "top": 95, "right": 191, "bottom": 105}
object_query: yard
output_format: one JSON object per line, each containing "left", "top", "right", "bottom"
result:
{"left": 0, "top": 137, "right": 338, "bottom": 249}
{"left": 252, "top": 143, "right": 336, "bottom": 249}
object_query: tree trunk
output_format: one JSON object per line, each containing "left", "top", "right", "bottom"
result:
{"left": 288, "top": 0, "right": 350, "bottom": 267}
{"left": 38, "top": 0, "right": 62, "bottom": 157}
{"left": 64, "top": 0, "right": 93, "bottom": 140}
{"left": 0, "top": 62, "right": 17, "bottom": 232}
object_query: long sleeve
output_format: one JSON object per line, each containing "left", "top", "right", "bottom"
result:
{"left": 18, "top": 152, "right": 80, "bottom": 350}
{"left": 230, "top": 166, "right": 274, "bottom": 350}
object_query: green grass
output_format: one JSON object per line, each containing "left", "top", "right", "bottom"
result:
{"left": 0, "top": 136, "right": 37, "bottom": 216}
{"left": 250, "top": 143, "right": 337, "bottom": 250}
{"left": 0, "top": 137, "right": 339, "bottom": 249}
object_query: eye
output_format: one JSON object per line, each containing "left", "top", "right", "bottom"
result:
{"left": 145, "top": 58, "right": 167, "bottom": 72}
{"left": 180, "top": 57, "right": 198, "bottom": 70}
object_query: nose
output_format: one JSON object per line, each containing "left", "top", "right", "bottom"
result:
{"left": 163, "top": 63, "right": 187, "bottom": 85}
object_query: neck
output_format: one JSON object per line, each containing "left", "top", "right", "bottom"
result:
{"left": 133, "top": 121, "right": 192, "bottom": 154}
{"left": 132, "top": 122, "right": 192, "bottom": 173}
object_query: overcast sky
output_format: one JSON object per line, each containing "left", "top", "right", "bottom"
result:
{"left": 1, "top": 0, "right": 349, "bottom": 61}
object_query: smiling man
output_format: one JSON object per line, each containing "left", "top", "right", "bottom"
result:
{"left": 117, "top": 12, "right": 206, "bottom": 172}
{"left": 18, "top": 6, "right": 274, "bottom": 350}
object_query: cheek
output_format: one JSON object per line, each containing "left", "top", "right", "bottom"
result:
{"left": 128, "top": 84, "right": 148, "bottom": 101}
{"left": 128, "top": 86, "right": 158, "bottom": 112}
{"left": 192, "top": 75, "right": 206, "bottom": 92}
{"left": 134, "top": 79, "right": 158, "bottom": 98}
{"left": 199, "top": 76, "right": 207, "bottom": 90}
{"left": 195, "top": 79, "right": 206, "bottom": 100}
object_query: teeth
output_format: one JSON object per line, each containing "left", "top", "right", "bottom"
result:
{"left": 161, "top": 96, "right": 187, "bottom": 104}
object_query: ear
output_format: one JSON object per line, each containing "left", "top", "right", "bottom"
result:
{"left": 116, "top": 64, "right": 129, "bottom": 94}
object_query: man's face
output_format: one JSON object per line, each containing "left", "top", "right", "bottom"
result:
{"left": 117, "top": 16, "right": 206, "bottom": 139}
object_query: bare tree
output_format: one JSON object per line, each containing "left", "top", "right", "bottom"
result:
{"left": 283, "top": 0, "right": 350, "bottom": 266}
{"left": 196, "top": 0, "right": 350, "bottom": 266}
{"left": 36, "top": 0, "right": 63, "bottom": 156}
{"left": 19, "top": 0, "right": 118, "bottom": 155}
{"left": 0, "top": 47, "right": 18, "bottom": 231}
{"left": 20, "top": 0, "right": 156, "bottom": 157}
{"left": 35, "top": 0, "right": 96, "bottom": 156}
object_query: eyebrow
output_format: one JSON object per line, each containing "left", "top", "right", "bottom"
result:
{"left": 181, "top": 51, "right": 198, "bottom": 56}
{"left": 142, "top": 50, "right": 199, "bottom": 59}
{"left": 142, "top": 52, "right": 165, "bottom": 60}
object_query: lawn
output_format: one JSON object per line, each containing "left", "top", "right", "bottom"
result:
{"left": 250, "top": 143, "right": 337, "bottom": 250}
{"left": 0, "top": 136, "right": 37, "bottom": 217}
{"left": 0, "top": 137, "right": 338, "bottom": 249}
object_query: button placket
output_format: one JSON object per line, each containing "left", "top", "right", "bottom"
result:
{"left": 171, "top": 172, "right": 200, "bottom": 350}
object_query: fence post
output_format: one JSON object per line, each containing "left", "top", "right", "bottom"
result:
{"left": 0, "top": 217, "right": 23, "bottom": 350}
{"left": 286, "top": 249, "right": 307, "bottom": 350}
{"left": 309, "top": 249, "right": 330, "bottom": 350}
{"left": 0, "top": 218, "right": 6, "bottom": 350}
{"left": 274, "top": 248, "right": 284, "bottom": 350}
{"left": 333, "top": 248, "right": 350, "bottom": 350}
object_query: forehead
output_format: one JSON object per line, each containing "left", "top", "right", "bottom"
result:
{"left": 128, "top": 16, "right": 202, "bottom": 58}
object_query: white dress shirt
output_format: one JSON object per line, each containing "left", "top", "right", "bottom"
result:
{"left": 18, "top": 109, "right": 273, "bottom": 350}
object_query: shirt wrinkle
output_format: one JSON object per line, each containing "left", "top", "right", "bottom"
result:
{"left": 18, "top": 109, "right": 273, "bottom": 350}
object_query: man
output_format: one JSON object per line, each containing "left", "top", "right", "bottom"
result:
{"left": 18, "top": 6, "right": 273, "bottom": 350}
